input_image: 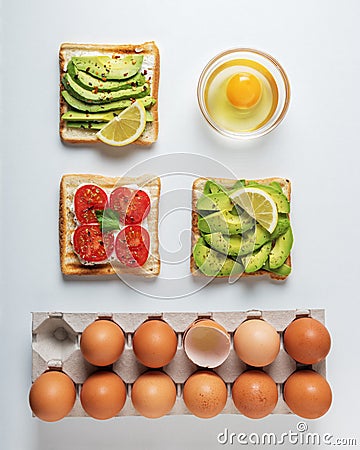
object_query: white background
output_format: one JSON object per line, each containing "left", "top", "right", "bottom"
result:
{"left": 1, "top": 0, "right": 360, "bottom": 448}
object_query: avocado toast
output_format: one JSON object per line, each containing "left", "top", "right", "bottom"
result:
{"left": 59, "top": 41, "right": 159, "bottom": 145}
{"left": 191, "top": 177, "right": 293, "bottom": 280}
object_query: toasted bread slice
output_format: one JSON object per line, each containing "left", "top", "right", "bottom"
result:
{"left": 59, "top": 174, "right": 161, "bottom": 276}
{"left": 191, "top": 177, "right": 292, "bottom": 280}
{"left": 59, "top": 41, "right": 160, "bottom": 145}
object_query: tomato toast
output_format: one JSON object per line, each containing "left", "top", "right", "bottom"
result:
{"left": 59, "top": 174, "right": 161, "bottom": 276}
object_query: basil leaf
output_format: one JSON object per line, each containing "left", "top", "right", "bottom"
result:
{"left": 95, "top": 209, "right": 120, "bottom": 232}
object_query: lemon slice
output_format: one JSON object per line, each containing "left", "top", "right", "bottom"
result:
{"left": 230, "top": 187, "right": 278, "bottom": 233}
{"left": 96, "top": 100, "right": 146, "bottom": 146}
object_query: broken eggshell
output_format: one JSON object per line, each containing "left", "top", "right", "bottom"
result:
{"left": 183, "top": 319, "right": 231, "bottom": 368}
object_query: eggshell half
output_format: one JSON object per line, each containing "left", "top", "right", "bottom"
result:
{"left": 184, "top": 319, "right": 231, "bottom": 368}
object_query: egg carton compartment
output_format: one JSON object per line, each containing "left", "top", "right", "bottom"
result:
{"left": 31, "top": 309, "right": 327, "bottom": 417}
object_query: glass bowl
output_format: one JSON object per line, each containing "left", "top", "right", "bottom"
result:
{"left": 197, "top": 48, "right": 290, "bottom": 140}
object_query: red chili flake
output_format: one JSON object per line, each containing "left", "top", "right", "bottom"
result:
{"left": 102, "top": 77, "right": 107, "bottom": 81}
{"left": 143, "top": 69, "right": 148, "bottom": 75}
{"left": 115, "top": 55, "right": 121, "bottom": 59}
{"left": 93, "top": 86, "right": 99, "bottom": 94}
{"left": 86, "top": 67, "right": 90, "bottom": 72}
{"left": 123, "top": 73, "right": 128, "bottom": 77}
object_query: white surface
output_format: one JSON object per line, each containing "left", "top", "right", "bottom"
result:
{"left": 1, "top": 0, "right": 360, "bottom": 449}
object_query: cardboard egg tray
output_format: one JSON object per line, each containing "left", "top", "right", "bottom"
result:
{"left": 31, "top": 309, "right": 327, "bottom": 417}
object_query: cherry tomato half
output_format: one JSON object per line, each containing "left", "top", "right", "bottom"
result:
{"left": 73, "top": 225, "right": 114, "bottom": 263}
{"left": 110, "top": 187, "right": 150, "bottom": 225}
{"left": 74, "top": 185, "right": 108, "bottom": 224}
{"left": 115, "top": 225, "right": 150, "bottom": 267}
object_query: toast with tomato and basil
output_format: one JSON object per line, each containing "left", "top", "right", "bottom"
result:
{"left": 59, "top": 41, "right": 159, "bottom": 145}
{"left": 59, "top": 174, "right": 161, "bottom": 276}
{"left": 191, "top": 177, "right": 292, "bottom": 280}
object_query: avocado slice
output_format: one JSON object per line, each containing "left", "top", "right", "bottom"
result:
{"left": 67, "top": 60, "right": 146, "bottom": 92}
{"left": 61, "top": 110, "right": 119, "bottom": 122}
{"left": 203, "top": 233, "right": 243, "bottom": 258}
{"left": 244, "top": 182, "right": 290, "bottom": 214}
{"left": 196, "top": 193, "right": 233, "bottom": 212}
{"left": 269, "top": 227, "right": 293, "bottom": 269}
{"left": 66, "top": 113, "right": 154, "bottom": 131}
{"left": 66, "top": 122, "right": 106, "bottom": 130}
{"left": 71, "top": 54, "right": 143, "bottom": 80}
{"left": 62, "top": 73, "right": 150, "bottom": 104}
{"left": 62, "top": 109, "right": 153, "bottom": 123}
{"left": 62, "top": 91, "right": 155, "bottom": 112}
{"left": 193, "top": 238, "right": 243, "bottom": 277}
{"left": 263, "top": 260, "right": 291, "bottom": 276}
{"left": 198, "top": 210, "right": 254, "bottom": 235}
{"left": 243, "top": 241, "right": 272, "bottom": 273}
{"left": 203, "top": 224, "right": 269, "bottom": 258}
{"left": 269, "top": 181, "right": 284, "bottom": 193}
{"left": 203, "top": 180, "right": 227, "bottom": 195}
{"left": 270, "top": 214, "right": 290, "bottom": 239}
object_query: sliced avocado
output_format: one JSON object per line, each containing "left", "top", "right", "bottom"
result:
{"left": 269, "top": 227, "right": 293, "bottom": 269}
{"left": 193, "top": 238, "right": 243, "bottom": 277}
{"left": 270, "top": 214, "right": 290, "bottom": 239}
{"left": 245, "top": 182, "right": 290, "bottom": 213}
{"left": 231, "top": 179, "right": 246, "bottom": 190}
{"left": 243, "top": 241, "right": 272, "bottom": 273}
{"left": 61, "top": 110, "right": 119, "bottom": 122}
{"left": 263, "top": 260, "right": 291, "bottom": 276}
{"left": 66, "top": 122, "right": 105, "bottom": 130}
{"left": 71, "top": 54, "right": 143, "bottom": 80}
{"left": 67, "top": 60, "right": 145, "bottom": 92}
{"left": 240, "top": 225, "right": 271, "bottom": 254}
{"left": 203, "top": 224, "right": 269, "bottom": 258}
{"left": 203, "top": 233, "right": 242, "bottom": 257}
{"left": 62, "top": 91, "right": 155, "bottom": 112}
{"left": 63, "top": 73, "right": 150, "bottom": 104}
{"left": 196, "top": 193, "right": 233, "bottom": 212}
{"left": 62, "top": 109, "right": 153, "bottom": 123}
{"left": 198, "top": 210, "right": 254, "bottom": 235}
{"left": 270, "top": 181, "right": 283, "bottom": 193}
{"left": 203, "top": 180, "right": 227, "bottom": 195}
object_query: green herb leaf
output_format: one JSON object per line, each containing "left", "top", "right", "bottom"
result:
{"left": 95, "top": 209, "right": 120, "bottom": 232}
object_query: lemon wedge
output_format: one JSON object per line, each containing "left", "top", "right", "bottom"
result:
{"left": 96, "top": 100, "right": 146, "bottom": 146}
{"left": 230, "top": 187, "right": 278, "bottom": 233}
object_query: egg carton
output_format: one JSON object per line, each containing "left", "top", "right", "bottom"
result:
{"left": 31, "top": 309, "right": 327, "bottom": 417}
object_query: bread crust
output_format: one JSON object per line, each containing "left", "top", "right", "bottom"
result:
{"left": 190, "top": 177, "right": 292, "bottom": 281}
{"left": 59, "top": 174, "right": 161, "bottom": 276}
{"left": 59, "top": 41, "right": 160, "bottom": 146}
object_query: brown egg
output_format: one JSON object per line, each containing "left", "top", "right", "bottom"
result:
{"left": 131, "top": 371, "right": 176, "bottom": 418}
{"left": 283, "top": 317, "right": 331, "bottom": 365}
{"left": 80, "top": 319, "right": 125, "bottom": 367}
{"left": 80, "top": 371, "right": 126, "bottom": 420}
{"left": 232, "top": 370, "right": 278, "bottom": 419}
{"left": 183, "top": 371, "right": 227, "bottom": 418}
{"left": 284, "top": 370, "right": 332, "bottom": 419}
{"left": 133, "top": 320, "right": 177, "bottom": 368}
{"left": 29, "top": 371, "right": 76, "bottom": 422}
{"left": 234, "top": 319, "right": 280, "bottom": 367}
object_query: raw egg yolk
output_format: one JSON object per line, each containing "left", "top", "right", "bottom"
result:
{"left": 226, "top": 72, "right": 262, "bottom": 109}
